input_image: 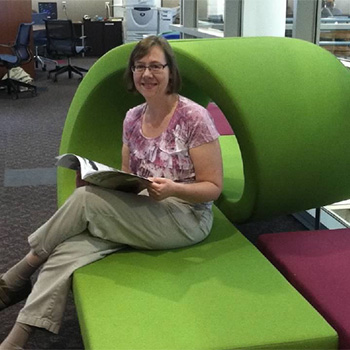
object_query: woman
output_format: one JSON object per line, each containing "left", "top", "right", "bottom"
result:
{"left": 0, "top": 35, "right": 223, "bottom": 349}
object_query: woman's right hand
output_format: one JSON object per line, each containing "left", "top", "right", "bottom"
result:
{"left": 146, "top": 177, "right": 176, "bottom": 201}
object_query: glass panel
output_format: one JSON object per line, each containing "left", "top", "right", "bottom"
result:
{"left": 319, "top": 1, "right": 350, "bottom": 227}
{"left": 319, "top": 0, "right": 350, "bottom": 59}
{"left": 197, "top": 0, "right": 224, "bottom": 32}
{"left": 324, "top": 200, "right": 350, "bottom": 227}
{"left": 286, "top": 0, "right": 293, "bottom": 37}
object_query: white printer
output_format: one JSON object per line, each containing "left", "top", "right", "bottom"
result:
{"left": 124, "top": 0, "right": 158, "bottom": 43}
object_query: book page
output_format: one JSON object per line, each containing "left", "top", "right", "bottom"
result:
{"left": 55, "top": 153, "right": 115, "bottom": 178}
{"left": 56, "top": 153, "right": 151, "bottom": 193}
{"left": 84, "top": 171, "right": 150, "bottom": 193}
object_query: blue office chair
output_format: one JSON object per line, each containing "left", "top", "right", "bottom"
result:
{"left": 0, "top": 22, "right": 37, "bottom": 99}
{"left": 45, "top": 19, "right": 90, "bottom": 82}
{"left": 32, "top": 12, "right": 57, "bottom": 71}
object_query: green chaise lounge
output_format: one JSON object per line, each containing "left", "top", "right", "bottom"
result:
{"left": 57, "top": 37, "right": 350, "bottom": 349}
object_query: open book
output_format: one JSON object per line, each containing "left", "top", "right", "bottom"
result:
{"left": 56, "top": 153, "right": 151, "bottom": 193}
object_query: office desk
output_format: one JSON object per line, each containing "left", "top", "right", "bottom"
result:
{"left": 320, "top": 27, "right": 350, "bottom": 57}
{"left": 286, "top": 20, "right": 350, "bottom": 57}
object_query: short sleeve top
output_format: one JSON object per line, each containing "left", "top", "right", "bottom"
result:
{"left": 123, "top": 95, "right": 220, "bottom": 184}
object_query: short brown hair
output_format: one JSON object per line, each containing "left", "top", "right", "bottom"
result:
{"left": 124, "top": 36, "right": 181, "bottom": 94}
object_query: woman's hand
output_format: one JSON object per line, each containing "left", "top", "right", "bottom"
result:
{"left": 146, "top": 139, "right": 223, "bottom": 203}
{"left": 146, "top": 177, "right": 176, "bottom": 201}
{"left": 75, "top": 170, "right": 89, "bottom": 188}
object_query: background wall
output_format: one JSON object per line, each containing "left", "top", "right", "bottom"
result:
{"left": 32, "top": 0, "right": 173, "bottom": 22}
{"left": 287, "top": 0, "right": 350, "bottom": 16}
{"left": 32, "top": 0, "right": 111, "bottom": 22}
{"left": 242, "top": 0, "right": 286, "bottom": 37}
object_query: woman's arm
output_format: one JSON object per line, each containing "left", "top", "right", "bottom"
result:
{"left": 147, "top": 139, "right": 223, "bottom": 203}
{"left": 121, "top": 143, "right": 131, "bottom": 173}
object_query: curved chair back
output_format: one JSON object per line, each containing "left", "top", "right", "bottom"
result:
{"left": 14, "top": 23, "right": 33, "bottom": 64}
{"left": 32, "top": 13, "right": 49, "bottom": 45}
{"left": 45, "top": 19, "right": 76, "bottom": 56}
{"left": 58, "top": 37, "right": 350, "bottom": 223}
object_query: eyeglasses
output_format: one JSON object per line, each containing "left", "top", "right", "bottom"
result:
{"left": 131, "top": 63, "right": 168, "bottom": 74}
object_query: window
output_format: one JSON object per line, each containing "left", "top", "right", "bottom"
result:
{"left": 197, "top": 0, "right": 224, "bottom": 33}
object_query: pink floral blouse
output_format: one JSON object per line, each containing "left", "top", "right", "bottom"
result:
{"left": 123, "top": 95, "right": 220, "bottom": 185}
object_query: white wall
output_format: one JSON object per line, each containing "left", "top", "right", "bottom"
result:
{"left": 207, "top": 0, "right": 224, "bottom": 16}
{"left": 242, "top": 0, "right": 287, "bottom": 37}
{"left": 32, "top": 0, "right": 108, "bottom": 21}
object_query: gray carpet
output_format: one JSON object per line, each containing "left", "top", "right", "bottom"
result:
{"left": 0, "top": 57, "right": 307, "bottom": 349}
{"left": 0, "top": 58, "right": 97, "bottom": 350}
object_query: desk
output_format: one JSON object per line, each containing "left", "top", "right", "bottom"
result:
{"left": 320, "top": 28, "right": 350, "bottom": 56}
{"left": 285, "top": 20, "right": 350, "bottom": 57}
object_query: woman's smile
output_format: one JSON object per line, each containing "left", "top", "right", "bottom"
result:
{"left": 141, "top": 81, "right": 157, "bottom": 89}
{"left": 133, "top": 46, "right": 170, "bottom": 100}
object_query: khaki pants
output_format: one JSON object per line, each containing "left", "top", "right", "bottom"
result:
{"left": 17, "top": 186, "right": 213, "bottom": 333}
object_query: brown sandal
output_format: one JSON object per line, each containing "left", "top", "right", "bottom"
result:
{"left": 0, "top": 274, "right": 32, "bottom": 311}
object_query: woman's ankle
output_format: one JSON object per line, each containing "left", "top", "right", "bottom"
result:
{"left": 25, "top": 250, "right": 45, "bottom": 268}
{"left": 0, "top": 322, "right": 33, "bottom": 350}
{"left": 2, "top": 253, "right": 39, "bottom": 292}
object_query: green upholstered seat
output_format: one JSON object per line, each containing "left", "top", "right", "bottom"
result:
{"left": 73, "top": 207, "right": 337, "bottom": 350}
{"left": 57, "top": 37, "right": 350, "bottom": 348}
{"left": 58, "top": 37, "right": 350, "bottom": 224}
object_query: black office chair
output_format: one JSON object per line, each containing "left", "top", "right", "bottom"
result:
{"left": 45, "top": 19, "right": 90, "bottom": 82}
{"left": 32, "top": 12, "right": 57, "bottom": 71}
{"left": 0, "top": 23, "right": 37, "bottom": 99}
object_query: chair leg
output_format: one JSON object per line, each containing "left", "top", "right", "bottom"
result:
{"left": 48, "top": 65, "right": 68, "bottom": 81}
{"left": 11, "top": 79, "right": 36, "bottom": 98}
{"left": 40, "top": 56, "right": 58, "bottom": 71}
{"left": 54, "top": 66, "right": 70, "bottom": 82}
{"left": 48, "top": 63, "right": 87, "bottom": 82}
{"left": 0, "top": 71, "right": 19, "bottom": 98}
{"left": 48, "top": 65, "right": 64, "bottom": 76}
{"left": 0, "top": 77, "right": 36, "bottom": 99}
{"left": 36, "top": 55, "right": 46, "bottom": 70}
{"left": 70, "top": 66, "right": 84, "bottom": 77}
{"left": 73, "top": 66, "right": 88, "bottom": 73}
{"left": 7, "top": 79, "right": 18, "bottom": 98}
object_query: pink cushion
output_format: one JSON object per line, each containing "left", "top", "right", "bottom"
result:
{"left": 257, "top": 229, "right": 350, "bottom": 350}
{"left": 207, "top": 103, "right": 234, "bottom": 135}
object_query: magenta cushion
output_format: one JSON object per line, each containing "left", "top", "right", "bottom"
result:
{"left": 257, "top": 229, "right": 350, "bottom": 349}
{"left": 207, "top": 102, "right": 234, "bottom": 135}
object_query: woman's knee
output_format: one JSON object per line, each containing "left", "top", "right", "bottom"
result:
{"left": 67, "top": 186, "right": 90, "bottom": 207}
{"left": 70, "top": 186, "right": 111, "bottom": 214}
{"left": 71, "top": 185, "right": 88, "bottom": 199}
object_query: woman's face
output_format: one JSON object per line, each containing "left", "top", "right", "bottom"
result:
{"left": 132, "top": 45, "right": 171, "bottom": 100}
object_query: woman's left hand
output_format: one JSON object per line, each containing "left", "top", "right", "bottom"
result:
{"left": 76, "top": 170, "right": 89, "bottom": 188}
{"left": 146, "top": 177, "right": 176, "bottom": 201}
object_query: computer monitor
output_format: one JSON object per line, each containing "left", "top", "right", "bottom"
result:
{"left": 38, "top": 2, "right": 58, "bottom": 19}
